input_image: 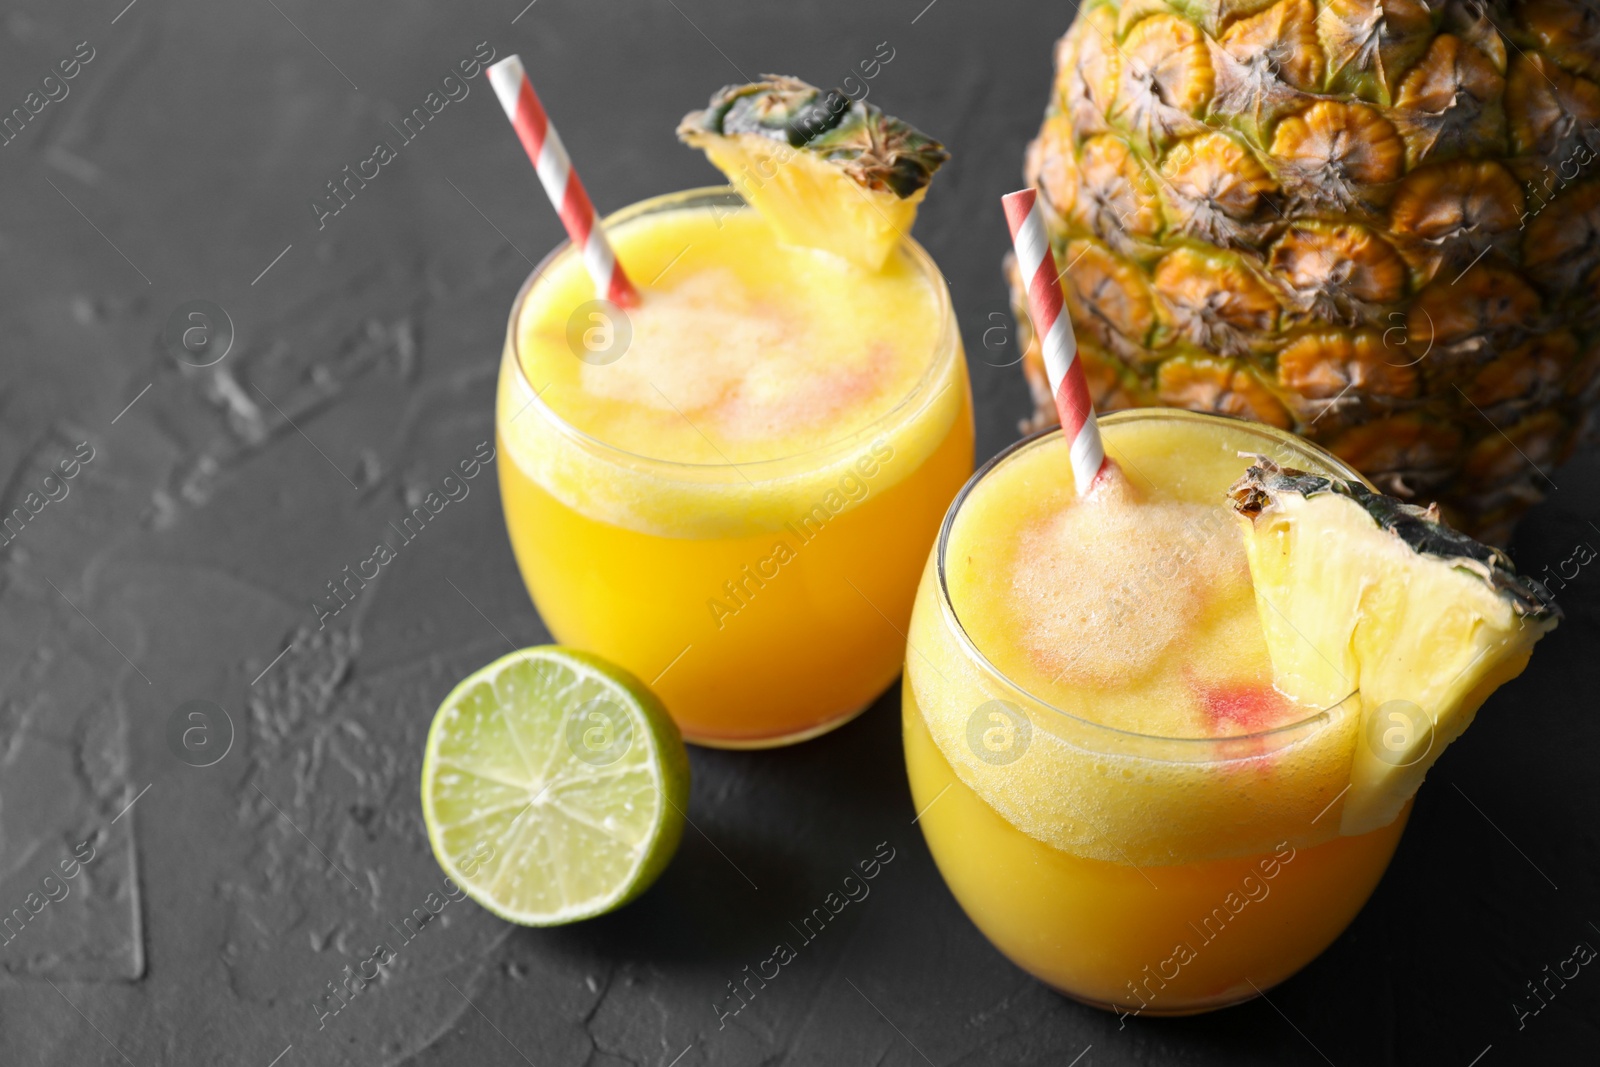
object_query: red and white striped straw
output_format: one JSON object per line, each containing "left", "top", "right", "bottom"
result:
{"left": 1002, "top": 188, "right": 1107, "bottom": 494}
{"left": 487, "top": 55, "right": 640, "bottom": 308}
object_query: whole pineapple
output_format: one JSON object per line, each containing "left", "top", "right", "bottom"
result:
{"left": 1013, "top": 0, "right": 1600, "bottom": 541}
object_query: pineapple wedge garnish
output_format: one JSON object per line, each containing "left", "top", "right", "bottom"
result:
{"left": 677, "top": 75, "right": 948, "bottom": 271}
{"left": 1228, "top": 458, "right": 1559, "bottom": 836}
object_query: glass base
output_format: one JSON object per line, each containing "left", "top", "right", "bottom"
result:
{"left": 903, "top": 699, "right": 1410, "bottom": 1014}
{"left": 683, "top": 695, "right": 877, "bottom": 750}
{"left": 1056, "top": 982, "right": 1270, "bottom": 1018}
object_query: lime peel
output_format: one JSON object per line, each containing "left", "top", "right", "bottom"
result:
{"left": 421, "top": 646, "right": 689, "bottom": 926}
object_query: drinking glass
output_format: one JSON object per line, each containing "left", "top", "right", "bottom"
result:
{"left": 498, "top": 187, "right": 973, "bottom": 747}
{"left": 904, "top": 410, "right": 1408, "bottom": 1014}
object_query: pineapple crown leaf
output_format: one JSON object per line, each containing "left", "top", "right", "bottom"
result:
{"left": 677, "top": 74, "right": 949, "bottom": 199}
{"left": 1228, "top": 455, "right": 1560, "bottom": 621}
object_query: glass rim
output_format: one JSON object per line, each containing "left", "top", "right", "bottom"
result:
{"left": 502, "top": 185, "right": 960, "bottom": 475}
{"left": 932, "top": 408, "right": 1366, "bottom": 753}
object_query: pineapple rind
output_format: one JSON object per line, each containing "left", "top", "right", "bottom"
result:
{"left": 1228, "top": 459, "right": 1559, "bottom": 835}
{"left": 1020, "top": 0, "right": 1600, "bottom": 540}
{"left": 1230, "top": 460, "right": 1557, "bottom": 616}
{"left": 690, "top": 134, "right": 922, "bottom": 272}
{"left": 678, "top": 75, "right": 947, "bottom": 271}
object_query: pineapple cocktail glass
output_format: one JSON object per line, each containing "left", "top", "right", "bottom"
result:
{"left": 497, "top": 187, "right": 973, "bottom": 748}
{"left": 904, "top": 408, "right": 1555, "bottom": 1015}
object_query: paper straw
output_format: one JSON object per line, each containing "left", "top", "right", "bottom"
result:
{"left": 1002, "top": 188, "right": 1107, "bottom": 493}
{"left": 487, "top": 55, "right": 640, "bottom": 308}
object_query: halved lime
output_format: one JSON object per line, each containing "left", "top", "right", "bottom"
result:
{"left": 421, "top": 646, "right": 689, "bottom": 925}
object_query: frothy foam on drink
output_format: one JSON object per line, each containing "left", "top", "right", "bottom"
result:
{"left": 577, "top": 268, "right": 892, "bottom": 448}
{"left": 503, "top": 205, "right": 962, "bottom": 538}
{"left": 915, "top": 421, "right": 1362, "bottom": 865}
{"left": 1010, "top": 493, "right": 1249, "bottom": 689}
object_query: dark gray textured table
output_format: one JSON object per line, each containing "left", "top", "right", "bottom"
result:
{"left": 1, "top": 1, "right": 1596, "bottom": 1064}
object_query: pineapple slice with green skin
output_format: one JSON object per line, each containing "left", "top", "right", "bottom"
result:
{"left": 1228, "top": 457, "right": 1559, "bottom": 837}
{"left": 677, "top": 75, "right": 949, "bottom": 271}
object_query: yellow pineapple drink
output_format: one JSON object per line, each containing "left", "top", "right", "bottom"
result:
{"left": 907, "top": 411, "right": 1423, "bottom": 1014}
{"left": 498, "top": 188, "right": 972, "bottom": 746}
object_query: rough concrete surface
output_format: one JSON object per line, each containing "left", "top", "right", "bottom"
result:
{"left": 0, "top": 1, "right": 1596, "bottom": 1064}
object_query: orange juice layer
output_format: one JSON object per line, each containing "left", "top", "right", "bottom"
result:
{"left": 904, "top": 414, "right": 1406, "bottom": 1008}
{"left": 905, "top": 702, "right": 1408, "bottom": 1012}
{"left": 499, "top": 195, "right": 972, "bottom": 745}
